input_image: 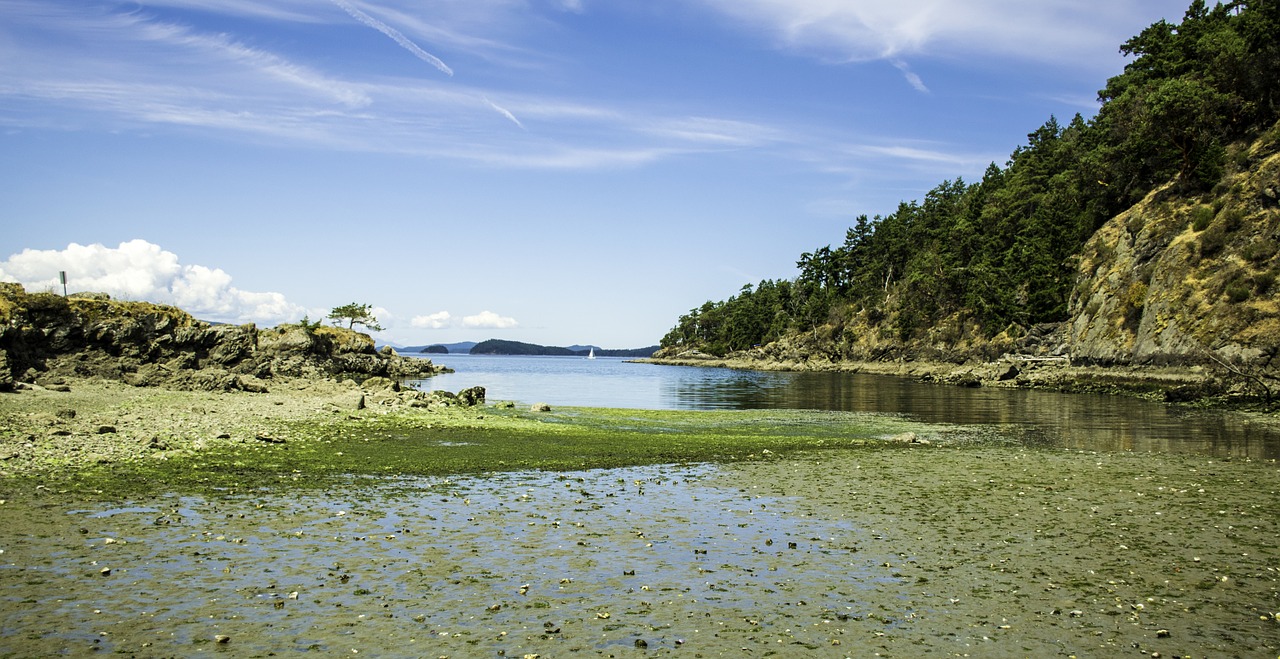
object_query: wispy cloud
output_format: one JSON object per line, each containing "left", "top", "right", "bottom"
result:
{"left": 329, "top": 0, "right": 453, "bottom": 77}
{"left": 0, "top": 0, "right": 1040, "bottom": 180}
{"left": 892, "top": 60, "right": 928, "bottom": 93}
{"left": 696, "top": 0, "right": 1185, "bottom": 74}
{"left": 644, "top": 116, "right": 785, "bottom": 148}
{"left": 483, "top": 96, "right": 525, "bottom": 129}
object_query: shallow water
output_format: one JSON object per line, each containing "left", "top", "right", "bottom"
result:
{"left": 3, "top": 446, "right": 1277, "bottom": 657}
{"left": 0, "top": 463, "right": 902, "bottom": 656}
{"left": 415, "top": 355, "right": 1280, "bottom": 458}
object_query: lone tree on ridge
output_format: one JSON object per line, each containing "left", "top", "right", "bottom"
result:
{"left": 327, "top": 302, "right": 384, "bottom": 332}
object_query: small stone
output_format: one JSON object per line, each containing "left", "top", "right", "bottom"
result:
{"left": 99, "top": 567, "right": 111, "bottom": 576}
{"left": 1156, "top": 629, "right": 1171, "bottom": 638}
{"left": 634, "top": 639, "right": 648, "bottom": 648}
{"left": 215, "top": 635, "right": 231, "bottom": 644}
{"left": 531, "top": 403, "right": 552, "bottom": 412}
{"left": 96, "top": 426, "right": 116, "bottom": 435}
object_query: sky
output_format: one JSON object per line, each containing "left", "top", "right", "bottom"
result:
{"left": 1, "top": 0, "right": 1194, "bottom": 349}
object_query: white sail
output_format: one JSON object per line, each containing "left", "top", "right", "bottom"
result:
{"left": 587, "top": 348, "right": 595, "bottom": 359}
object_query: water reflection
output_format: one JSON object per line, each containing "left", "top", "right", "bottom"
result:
{"left": 663, "top": 369, "right": 1280, "bottom": 459}
{"left": 412, "top": 355, "right": 1279, "bottom": 459}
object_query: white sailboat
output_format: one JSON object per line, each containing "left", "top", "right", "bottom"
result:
{"left": 587, "top": 347, "right": 595, "bottom": 360}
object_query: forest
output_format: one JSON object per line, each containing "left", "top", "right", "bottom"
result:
{"left": 660, "top": 1, "right": 1279, "bottom": 357}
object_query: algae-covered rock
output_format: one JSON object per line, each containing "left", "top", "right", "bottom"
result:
{"left": 457, "top": 386, "right": 486, "bottom": 407}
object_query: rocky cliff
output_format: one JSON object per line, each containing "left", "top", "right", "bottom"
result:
{"left": 654, "top": 125, "right": 1280, "bottom": 402}
{"left": 1067, "top": 127, "right": 1280, "bottom": 367}
{"left": 0, "top": 283, "right": 444, "bottom": 392}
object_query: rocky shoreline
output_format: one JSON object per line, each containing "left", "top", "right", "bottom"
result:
{"left": 640, "top": 351, "right": 1235, "bottom": 404}
{"left": 0, "top": 283, "right": 479, "bottom": 479}
{"left": 0, "top": 283, "right": 447, "bottom": 395}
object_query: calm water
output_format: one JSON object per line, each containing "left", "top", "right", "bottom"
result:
{"left": 410, "top": 354, "right": 1280, "bottom": 459}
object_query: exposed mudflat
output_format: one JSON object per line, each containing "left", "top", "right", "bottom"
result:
{"left": 0, "top": 379, "right": 371, "bottom": 477}
{"left": 2, "top": 445, "right": 1277, "bottom": 657}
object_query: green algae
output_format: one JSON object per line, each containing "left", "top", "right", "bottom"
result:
{"left": 40, "top": 406, "right": 962, "bottom": 497}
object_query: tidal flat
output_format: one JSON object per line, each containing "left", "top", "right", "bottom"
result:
{"left": 1, "top": 383, "right": 1278, "bottom": 657}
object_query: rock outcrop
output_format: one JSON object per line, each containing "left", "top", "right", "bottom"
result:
{"left": 652, "top": 127, "right": 1280, "bottom": 402}
{"left": 0, "top": 284, "right": 446, "bottom": 392}
{"left": 676, "top": 144, "right": 1279, "bottom": 373}
{"left": 1067, "top": 132, "right": 1280, "bottom": 368}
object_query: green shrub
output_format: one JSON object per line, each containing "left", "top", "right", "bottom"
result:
{"left": 1200, "top": 225, "right": 1228, "bottom": 257}
{"left": 1225, "top": 280, "right": 1252, "bottom": 303}
{"left": 1255, "top": 271, "right": 1276, "bottom": 294}
{"left": 1221, "top": 207, "right": 1245, "bottom": 232}
{"left": 1191, "top": 205, "right": 1215, "bottom": 231}
{"left": 1242, "top": 239, "right": 1277, "bottom": 263}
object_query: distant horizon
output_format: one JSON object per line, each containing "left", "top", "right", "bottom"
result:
{"left": 383, "top": 339, "right": 659, "bottom": 351}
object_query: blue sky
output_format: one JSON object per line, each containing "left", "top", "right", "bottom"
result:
{"left": 1, "top": 0, "right": 1192, "bottom": 348}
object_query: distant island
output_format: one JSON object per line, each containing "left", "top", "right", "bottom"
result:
{"left": 396, "top": 341, "right": 477, "bottom": 354}
{"left": 413, "top": 338, "right": 658, "bottom": 357}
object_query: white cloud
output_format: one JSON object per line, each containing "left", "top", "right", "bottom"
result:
{"left": 412, "top": 311, "right": 452, "bottom": 329}
{"left": 0, "top": 240, "right": 308, "bottom": 326}
{"left": 462, "top": 310, "right": 519, "bottom": 329}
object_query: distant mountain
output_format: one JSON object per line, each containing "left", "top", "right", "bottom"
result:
{"left": 471, "top": 339, "right": 575, "bottom": 356}
{"left": 396, "top": 341, "right": 478, "bottom": 354}
{"left": 470, "top": 339, "right": 659, "bottom": 357}
{"left": 390, "top": 339, "right": 657, "bottom": 356}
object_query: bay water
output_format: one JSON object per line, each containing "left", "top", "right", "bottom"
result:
{"left": 413, "top": 354, "right": 1280, "bottom": 458}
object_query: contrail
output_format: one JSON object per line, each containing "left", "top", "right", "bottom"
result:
{"left": 483, "top": 96, "right": 524, "bottom": 130}
{"left": 330, "top": 0, "right": 453, "bottom": 77}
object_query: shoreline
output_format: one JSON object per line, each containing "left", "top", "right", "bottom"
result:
{"left": 0, "top": 375, "right": 952, "bottom": 493}
{"left": 638, "top": 354, "right": 1238, "bottom": 404}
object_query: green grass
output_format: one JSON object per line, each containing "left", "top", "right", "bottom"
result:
{"left": 48, "top": 406, "right": 938, "bottom": 496}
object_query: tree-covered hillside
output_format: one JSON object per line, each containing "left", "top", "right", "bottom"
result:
{"left": 661, "top": 1, "right": 1279, "bottom": 357}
